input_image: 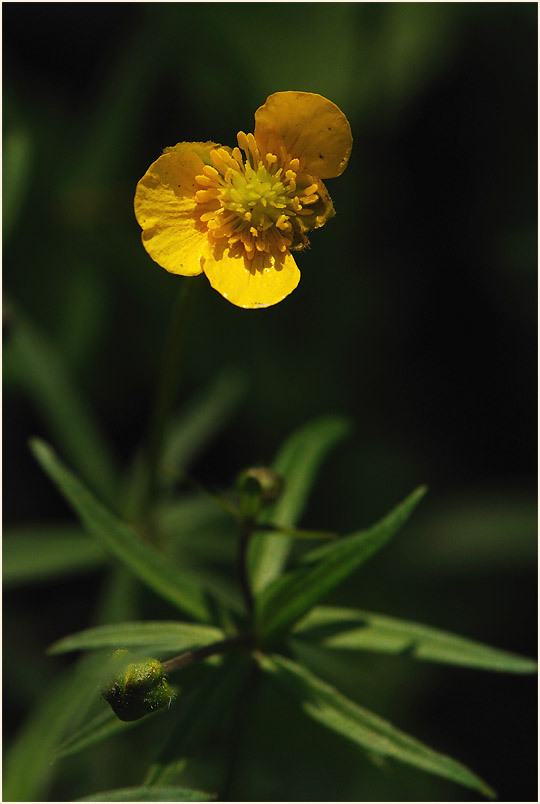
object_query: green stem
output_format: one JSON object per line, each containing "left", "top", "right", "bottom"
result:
{"left": 162, "top": 635, "right": 252, "bottom": 674}
{"left": 238, "top": 521, "right": 255, "bottom": 614}
{"left": 141, "top": 278, "right": 201, "bottom": 518}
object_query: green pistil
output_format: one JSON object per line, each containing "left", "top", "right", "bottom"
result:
{"left": 221, "top": 163, "right": 291, "bottom": 227}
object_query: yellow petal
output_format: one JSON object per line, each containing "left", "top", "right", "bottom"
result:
{"left": 201, "top": 242, "right": 300, "bottom": 309}
{"left": 254, "top": 91, "right": 352, "bottom": 179}
{"left": 163, "top": 141, "right": 221, "bottom": 166}
{"left": 134, "top": 148, "right": 210, "bottom": 276}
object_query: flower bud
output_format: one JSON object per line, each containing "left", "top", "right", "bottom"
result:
{"left": 102, "top": 651, "right": 177, "bottom": 722}
{"left": 235, "top": 466, "right": 283, "bottom": 520}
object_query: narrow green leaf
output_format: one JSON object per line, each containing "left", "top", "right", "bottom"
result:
{"left": 259, "top": 524, "right": 338, "bottom": 541}
{"left": 3, "top": 127, "right": 33, "bottom": 239}
{"left": 293, "top": 606, "right": 538, "bottom": 673}
{"left": 49, "top": 621, "right": 224, "bottom": 655}
{"left": 145, "top": 656, "right": 252, "bottom": 785}
{"left": 249, "top": 415, "right": 352, "bottom": 594}
{"left": 3, "top": 669, "right": 95, "bottom": 802}
{"left": 255, "top": 486, "right": 426, "bottom": 645}
{"left": 9, "top": 308, "right": 118, "bottom": 507}
{"left": 78, "top": 785, "right": 213, "bottom": 802}
{"left": 5, "top": 568, "right": 157, "bottom": 798}
{"left": 259, "top": 653, "right": 495, "bottom": 799}
{"left": 3, "top": 526, "right": 105, "bottom": 586}
{"left": 160, "top": 368, "right": 248, "bottom": 487}
{"left": 54, "top": 708, "right": 143, "bottom": 761}
{"left": 156, "top": 495, "right": 237, "bottom": 563}
{"left": 30, "top": 439, "right": 210, "bottom": 621}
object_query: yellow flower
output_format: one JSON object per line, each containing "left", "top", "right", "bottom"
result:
{"left": 134, "top": 91, "right": 352, "bottom": 309}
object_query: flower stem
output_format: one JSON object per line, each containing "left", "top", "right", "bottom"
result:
{"left": 162, "top": 634, "right": 252, "bottom": 675}
{"left": 238, "top": 522, "right": 255, "bottom": 614}
{"left": 143, "top": 278, "right": 200, "bottom": 515}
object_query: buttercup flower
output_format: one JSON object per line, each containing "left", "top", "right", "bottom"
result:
{"left": 135, "top": 91, "right": 352, "bottom": 309}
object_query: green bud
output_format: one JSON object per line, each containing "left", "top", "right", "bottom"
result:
{"left": 102, "top": 652, "right": 177, "bottom": 722}
{"left": 236, "top": 466, "right": 283, "bottom": 520}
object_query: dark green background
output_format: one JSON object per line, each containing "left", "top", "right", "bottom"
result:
{"left": 3, "top": 3, "right": 537, "bottom": 801}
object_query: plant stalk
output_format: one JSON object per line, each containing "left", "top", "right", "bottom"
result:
{"left": 238, "top": 522, "right": 255, "bottom": 614}
{"left": 162, "top": 634, "right": 252, "bottom": 675}
{"left": 141, "top": 278, "right": 201, "bottom": 517}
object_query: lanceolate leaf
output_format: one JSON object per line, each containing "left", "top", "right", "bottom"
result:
{"left": 255, "top": 486, "right": 426, "bottom": 645}
{"left": 3, "top": 526, "right": 105, "bottom": 586}
{"left": 49, "top": 621, "right": 224, "bottom": 655}
{"left": 9, "top": 309, "right": 118, "bottom": 507}
{"left": 259, "top": 653, "right": 495, "bottom": 799}
{"left": 3, "top": 655, "right": 122, "bottom": 803}
{"left": 30, "top": 439, "right": 210, "bottom": 621}
{"left": 54, "top": 709, "right": 144, "bottom": 761}
{"left": 293, "top": 606, "right": 538, "bottom": 673}
{"left": 249, "top": 415, "right": 352, "bottom": 594}
{"left": 78, "top": 785, "right": 213, "bottom": 801}
{"left": 3, "top": 671, "right": 89, "bottom": 802}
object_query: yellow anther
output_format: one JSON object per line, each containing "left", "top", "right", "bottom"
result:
{"left": 195, "top": 189, "right": 220, "bottom": 203}
{"left": 200, "top": 210, "right": 218, "bottom": 222}
{"left": 203, "top": 165, "right": 220, "bottom": 180}
{"left": 210, "top": 150, "right": 230, "bottom": 176}
{"left": 195, "top": 174, "right": 213, "bottom": 187}
{"left": 236, "top": 131, "right": 249, "bottom": 152}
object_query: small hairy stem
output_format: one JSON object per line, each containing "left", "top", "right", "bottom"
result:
{"left": 162, "top": 634, "right": 252, "bottom": 675}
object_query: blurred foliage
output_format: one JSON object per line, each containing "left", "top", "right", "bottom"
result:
{"left": 3, "top": 3, "right": 537, "bottom": 802}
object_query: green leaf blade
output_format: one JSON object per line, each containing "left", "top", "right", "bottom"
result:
{"left": 78, "top": 785, "right": 213, "bottom": 802}
{"left": 259, "top": 653, "right": 495, "bottom": 799}
{"left": 54, "top": 709, "right": 141, "bottom": 761}
{"left": 293, "top": 606, "right": 538, "bottom": 673}
{"left": 49, "top": 621, "right": 224, "bottom": 655}
{"left": 3, "top": 671, "right": 89, "bottom": 802}
{"left": 249, "top": 415, "right": 352, "bottom": 594}
{"left": 30, "top": 439, "right": 210, "bottom": 621}
{"left": 8, "top": 309, "right": 119, "bottom": 507}
{"left": 255, "top": 486, "right": 426, "bottom": 645}
{"left": 3, "top": 526, "right": 106, "bottom": 586}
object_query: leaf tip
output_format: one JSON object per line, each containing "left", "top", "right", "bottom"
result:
{"left": 28, "top": 436, "right": 55, "bottom": 464}
{"left": 482, "top": 781, "right": 498, "bottom": 800}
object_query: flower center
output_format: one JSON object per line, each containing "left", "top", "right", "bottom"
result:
{"left": 194, "top": 132, "right": 319, "bottom": 260}
{"left": 219, "top": 162, "right": 289, "bottom": 230}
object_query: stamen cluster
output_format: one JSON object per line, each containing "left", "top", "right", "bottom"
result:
{"left": 194, "top": 132, "right": 319, "bottom": 260}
